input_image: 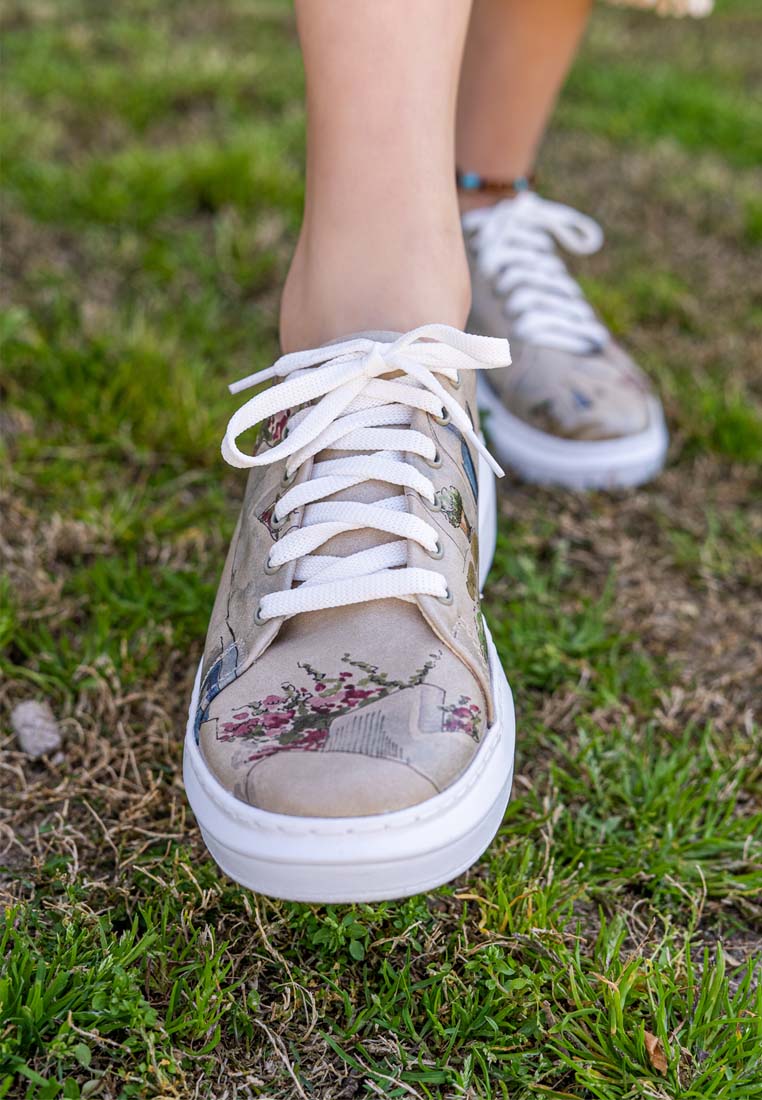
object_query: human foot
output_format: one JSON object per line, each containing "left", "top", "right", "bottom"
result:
{"left": 463, "top": 191, "right": 668, "bottom": 489}
{"left": 184, "top": 326, "right": 516, "bottom": 902}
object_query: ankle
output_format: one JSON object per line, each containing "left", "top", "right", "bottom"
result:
{"left": 280, "top": 217, "right": 471, "bottom": 352}
{"left": 459, "top": 192, "right": 505, "bottom": 216}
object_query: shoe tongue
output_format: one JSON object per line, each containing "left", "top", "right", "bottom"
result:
{"left": 314, "top": 330, "right": 404, "bottom": 559}
{"left": 323, "top": 329, "right": 402, "bottom": 346}
{"left": 302, "top": 330, "right": 475, "bottom": 560}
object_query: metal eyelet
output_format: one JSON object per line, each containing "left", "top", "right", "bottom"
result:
{"left": 271, "top": 509, "right": 292, "bottom": 531}
{"left": 427, "top": 538, "right": 444, "bottom": 560}
{"left": 254, "top": 604, "right": 268, "bottom": 625}
{"left": 425, "top": 449, "right": 442, "bottom": 469}
{"left": 432, "top": 407, "right": 451, "bottom": 426}
{"left": 263, "top": 554, "right": 281, "bottom": 575}
{"left": 436, "top": 586, "right": 453, "bottom": 606}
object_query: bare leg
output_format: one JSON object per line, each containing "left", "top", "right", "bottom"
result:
{"left": 456, "top": 0, "right": 592, "bottom": 210}
{"left": 280, "top": 0, "right": 473, "bottom": 353}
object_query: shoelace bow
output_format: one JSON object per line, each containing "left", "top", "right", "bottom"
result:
{"left": 463, "top": 191, "right": 610, "bottom": 356}
{"left": 222, "top": 325, "right": 509, "bottom": 622}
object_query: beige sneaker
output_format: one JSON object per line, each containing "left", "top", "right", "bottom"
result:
{"left": 464, "top": 192, "right": 668, "bottom": 489}
{"left": 183, "top": 325, "right": 516, "bottom": 902}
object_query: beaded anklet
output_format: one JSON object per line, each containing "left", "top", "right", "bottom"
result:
{"left": 456, "top": 169, "right": 536, "bottom": 197}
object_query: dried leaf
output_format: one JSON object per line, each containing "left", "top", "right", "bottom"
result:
{"left": 644, "top": 1030, "right": 668, "bottom": 1074}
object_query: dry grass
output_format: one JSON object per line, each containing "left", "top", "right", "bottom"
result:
{"left": 1, "top": 1, "right": 761, "bottom": 1097}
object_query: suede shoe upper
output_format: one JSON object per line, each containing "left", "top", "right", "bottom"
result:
{"left": 464, "top": 192, "right": 659, "bottom": 442}
{"left": 193, "top": 326, "right": 510, "bottom": 817}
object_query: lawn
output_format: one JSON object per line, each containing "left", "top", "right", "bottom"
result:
{"left": 1, "top": 1, "right": 761, "bottom": 1097}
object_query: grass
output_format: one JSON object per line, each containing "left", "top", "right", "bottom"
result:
{"left": 1, "top": 0, "right": 761, "bottom": 1097}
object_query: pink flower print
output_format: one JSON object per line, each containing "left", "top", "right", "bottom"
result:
{"left": 302, "top": 727, "right": 328, "bottom": 749}
{"left": 314, "top": 691, "right": 345, "bottom": 706}
{"left": 217, "top": 651, "right": 480, "bottom": 763}
{"left": 343, "top": 687, "right": 376, "bottom": 702}
{"left": 440, "top": 694, "right": 482, "bottom": 742}
{"left": 260, "top": 712, "right": 290, "bottom": 730}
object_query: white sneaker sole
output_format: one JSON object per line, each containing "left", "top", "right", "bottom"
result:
{"left": 478, "top": 376, "right": 668, "bottom": 490}
{"left": 183, "top": 455, "right": 515, "bottom": 903}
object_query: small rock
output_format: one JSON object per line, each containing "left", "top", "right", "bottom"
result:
{"left": 11, "top": 700, "right": 62, "bottom": 759}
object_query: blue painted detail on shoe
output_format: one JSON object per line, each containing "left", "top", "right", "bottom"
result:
{"left": 572, "top": 389, "right": 594, "bottom": 410}
{"left": 443, "top": 420, "right": 479, "bottom": 501}
{"left": 195, "top": 643, "right": 241, "bottom": 742}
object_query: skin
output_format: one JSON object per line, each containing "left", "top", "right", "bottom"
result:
{"left": 279, "top": 0, "right": 593, "bottom": 350}
{"left": 457, "top": 0, "right": 593, "bottom": 210}
{"left": 280, "top": 0, "right": 473, "bottom": 351}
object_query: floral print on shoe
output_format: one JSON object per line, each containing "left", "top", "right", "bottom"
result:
{"left": 216, "top": 652, "right": 483, "bottom": 766}
{"left": 193, "top": 327, "right": 508, "bottom": 818}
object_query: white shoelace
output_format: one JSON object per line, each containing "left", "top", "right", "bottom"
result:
{"left": 463, "top": 191, "right": 610, "bottom": 355}
{"left": 223, "top": 324, "right": 510, "bottom": 623}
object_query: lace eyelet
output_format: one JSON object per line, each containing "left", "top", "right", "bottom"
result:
{"left": 436, "top": 586, "right": 453, "bottom": 606}
{"left": 432, "top": 408, "right": 451, "bottom": 427}
{"left": 281, "top": 466, "right": 297, "bottom": 486}
{"left": 425, "top": 449, "right": 442, "bottom": 469}
{"left": 254, "top": 604, "right": 268, "bottom": 625}
{"left": 450, "top": 372, "right": 462, "bottom": 390}
{"left": 427, "top": 538, "right": 444, "bottom": 560}
{"left": 263, "top": 555, "right": 282, "bottom": 575}
{"left": 271, "top": 509, "right": 292, "bottom": 531}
